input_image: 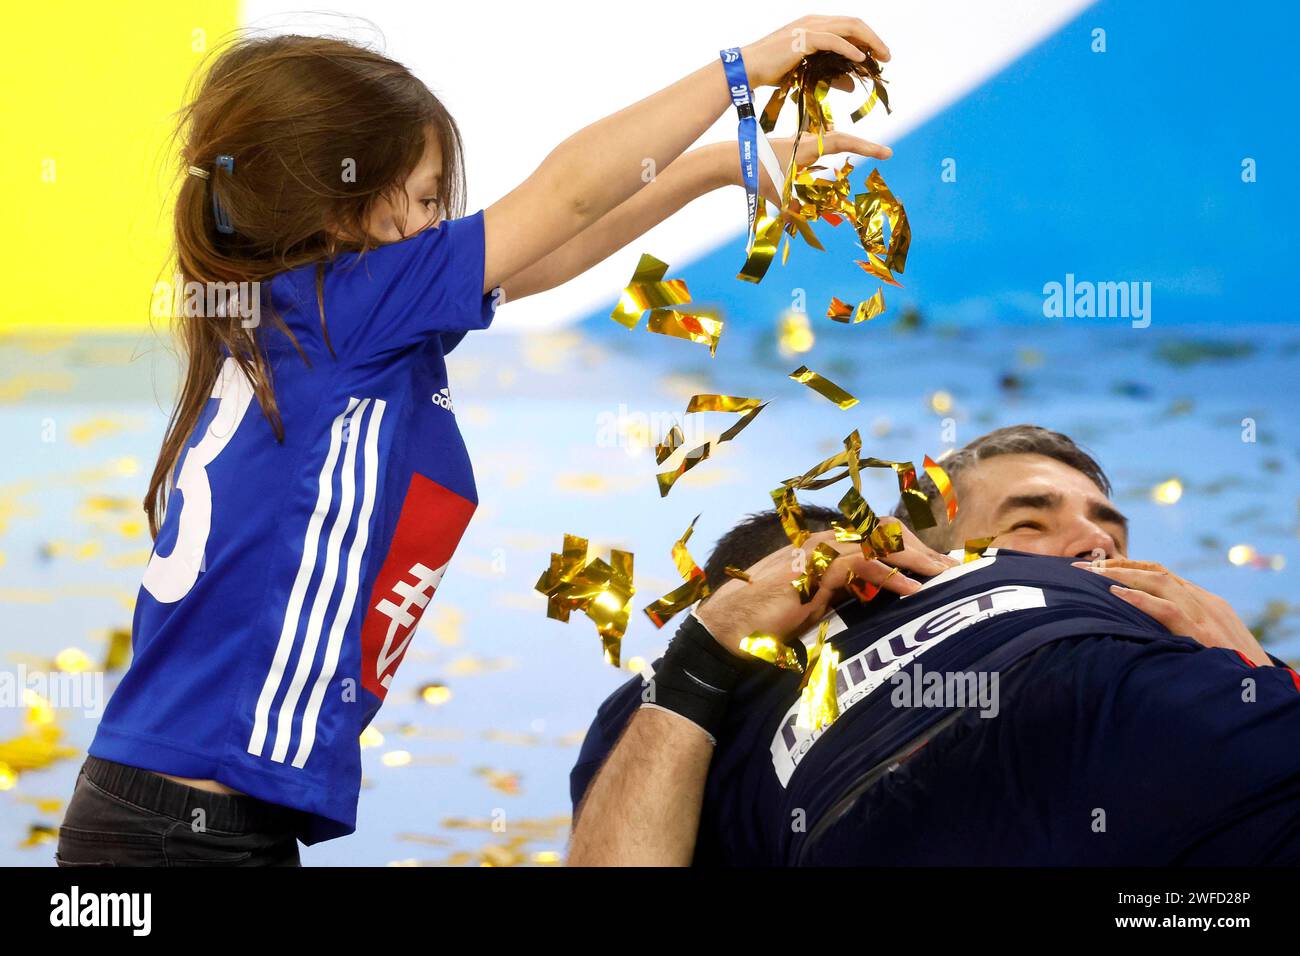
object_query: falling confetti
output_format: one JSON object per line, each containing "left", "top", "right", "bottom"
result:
{"left": 641, "top": 516, "right": 711, "bottom": 629}
{"left": 534, "top": 534, "right": 635, "bottom": 666}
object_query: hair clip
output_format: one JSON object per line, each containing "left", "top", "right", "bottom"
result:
{"left": 212, "top": 154, "right": 235, "bottom": 235}
{"left": 187, "top": 165, "right": 210, "bottom": 180}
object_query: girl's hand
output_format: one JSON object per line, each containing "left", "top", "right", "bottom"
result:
{"left": 1075, "top": 558, "right": 1274, "bottom": 668}
{"left": 740, "top": 15, "right": 891, "bottom": 89}
{"left": 761, "top": 130, "right": 892, "bottom": 205}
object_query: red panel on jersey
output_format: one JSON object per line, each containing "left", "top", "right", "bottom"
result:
{"left": 360, "top": 474, "right": 476, "bottom": 699}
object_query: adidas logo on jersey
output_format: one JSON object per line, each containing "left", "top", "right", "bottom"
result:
{"left": 431, "top": 387, "right": 455, "bottom": 412}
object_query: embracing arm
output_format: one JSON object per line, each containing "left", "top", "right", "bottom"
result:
{"left": 482, "top": 15, "right": 889, "bottom": 294}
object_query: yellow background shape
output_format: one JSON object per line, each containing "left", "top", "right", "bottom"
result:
{"left": 0, "top": 2, "right": 240, "bottom": 333}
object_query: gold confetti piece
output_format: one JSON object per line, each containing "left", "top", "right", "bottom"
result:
{"left": 21, "top": 824, "right": 59, "bottom": 848}
{"left": 612, "top": 254, "right": 724, "bottom": 354}
{"left": 642, "top": 517, "right": 711, "bottom": 629}
{"left": 849, "top": 84, "right": 879, "bottom": 123}
{"left": 446, "top": 655, "right": 515, "bottom": 677}
{"left": 0, "top": 723, "right": 78, "bottom": 777}
{"left": 855, "top": 252, "right": 903, "bottom": 288}
{"left": 481, "top": 843, "right": 527, "bottom": 867}
{"left": 685, "top": 394, "right": 762, "bottom": 414}
{"left": 771, "top": 484, "right": 810, "bottom": 548}
{"left": 382, "top": 750, "right": 412, "bottom": 767}
{"left": 737, "top": 213, "right": 784, "bottom": 284}
{"left": 796, "top": 621, "right": 840, "bottom": 732}
{"left": 24, "top": 691, "right": 55, "bottom": 726}
{"left": 770, "top": 431, "right": 942, "bottom": 560}
{"left": 611, "top": 253, "right": 674, "bottom": 327}
{"left": 532, "top": 850, "right": 562, "bottom": 865}
{"left": 928, "top": 390, "right": 954, "bottom": 415}
{"left": 865, "top": 519, "right": 905, "bottom": 559}
{"left": 534, "top": 536, "right": 636, "bottom": 666}
{"left": 844, "top": 568, "right": 885, "bottom": 603}
{"left": 854, "top": 289, "right": 887, "bottom": 323}
{"left": 630, "top": 280, "right": 690, "bottom": 312}
{"left": 14, "top": 794, "right": 64, "bottom": 814}
{"left": 1227, "top": 544, "right": 1284, "bottom": 569}
{"left": 646, "top": 308, "right": 724, "bottom": 356}
{"left": 655, "top": 401, "right": 767, "bottom": 497}
{"left": 69, "top": 417, "right": 128, "bottom": 446}
{"left": 474, "top": 767, "right": 522, "bottom": 796}
{"left": 789, "top": 365, "right": 859, "bottom": 410}
{"left": 655, "top": 441, "right": 714, "bottom": 497}
{"left": 826, "top": 297, "right": 853, "bottom": 321}
{"left": 778, "top": 310, "right": 816, "bottom": 355}
{"left": 1226, "top": 544, "right": 1253, "bottom": 566}
{"left": 53, "top": 648, "right": 93, "bottom": 673}
{"left": 81, "top": 494, "right": 136, "bottom": 515}
{"left": 922, "top": 454, "right": 959, "bottom": 522}
{"left": 792, "top": 542, "right": 841, "bottom": 603}
{"left": 1151, "top": 478, "right": 1183, "bottom": 505}
{"left": 670, "top": 516, "right": 703, "bottom": 580}
{"left": 654, "top": 425, "right": 684, "bottom": 465}
{"left": 395, "top": 833, "right": 454, "bottom": 847}
{"left": 723, "top": 566, "right": 751, "bottom": 582}
{"left": 739, "top": 634, "right": 803, "bottom": 671}
{"left": 481, "top": 730, "right": 543, "bottom": 747}
{"left": 827, "top": 290, "right": 886, "bottom": 325}
{"left": 963, "top": 536, "right": 997, "bottom": 563}
{"left": 861, "top": 169, "right": 911, "bottom": 275}
{"left": 441, "top": 815, "right": 571, "bottom": 836}
{"left": 419, "top": 683, "right": 452, "bottom": 706}
{"left": 801, "top": 620, "right": 831, "bottom": 682}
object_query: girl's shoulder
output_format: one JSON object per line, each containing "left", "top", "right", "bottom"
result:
{"left": 265, "top": 212, "right": 494, "bottom": 362}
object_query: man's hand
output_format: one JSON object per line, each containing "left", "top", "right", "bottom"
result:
{"left": 697, "top": 524, "right": 957, "bottom": 655}
{"left": 1076, "top": 558, "right": 1273, "bottom": 667}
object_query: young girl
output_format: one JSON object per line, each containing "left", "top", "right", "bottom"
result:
{"left": 56, "top": 15, "right": 891, "bottom": 866}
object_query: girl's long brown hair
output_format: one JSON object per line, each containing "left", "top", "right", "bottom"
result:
{"left": 147, "top": 34, "right": 465, "bottom": 538}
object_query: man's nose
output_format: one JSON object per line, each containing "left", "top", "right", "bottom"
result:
{"left": 1065, "top": 522, "right": 1118, "bottom": 561}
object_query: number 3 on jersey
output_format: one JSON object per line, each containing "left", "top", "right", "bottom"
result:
{"left": 142, "top": 358, "right": 255, "bottom": 603}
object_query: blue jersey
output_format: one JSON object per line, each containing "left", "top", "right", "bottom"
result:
{"left": 571, "top": 550, "right": 1300, "bottom": 864}
{"left": 91, "top": 212, "right": 497, "bottom": 844}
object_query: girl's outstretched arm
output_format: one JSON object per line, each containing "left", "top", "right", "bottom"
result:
{"left": 481, "top": 14, "right": 889, "bottom": 295}
{"left": 498, "top": 131, "right": 890, "bottom": 303}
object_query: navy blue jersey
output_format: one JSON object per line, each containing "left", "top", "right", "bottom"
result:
{"left": 570, "top": 549, "right": 1300, "bottom": 865}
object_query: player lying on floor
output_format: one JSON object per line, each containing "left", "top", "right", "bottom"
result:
{"left": 567, "top": 425, "right": 1300, "bottom": 865}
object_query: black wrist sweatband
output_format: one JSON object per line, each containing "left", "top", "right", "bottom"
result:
{"left": 642, "top": 614, "right": 756, "bottom": 742}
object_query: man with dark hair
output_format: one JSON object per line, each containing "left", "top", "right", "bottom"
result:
{"left": 567, "top": 424, "right": 1300, "bottom": 865}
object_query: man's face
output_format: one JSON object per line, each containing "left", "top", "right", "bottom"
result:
{"left": 949, "top": 453, "right": 1128, "bottom": 559}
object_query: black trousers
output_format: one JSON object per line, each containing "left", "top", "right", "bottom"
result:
{"left": 56, "top": 756, "right": 304, "bottom": 867}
